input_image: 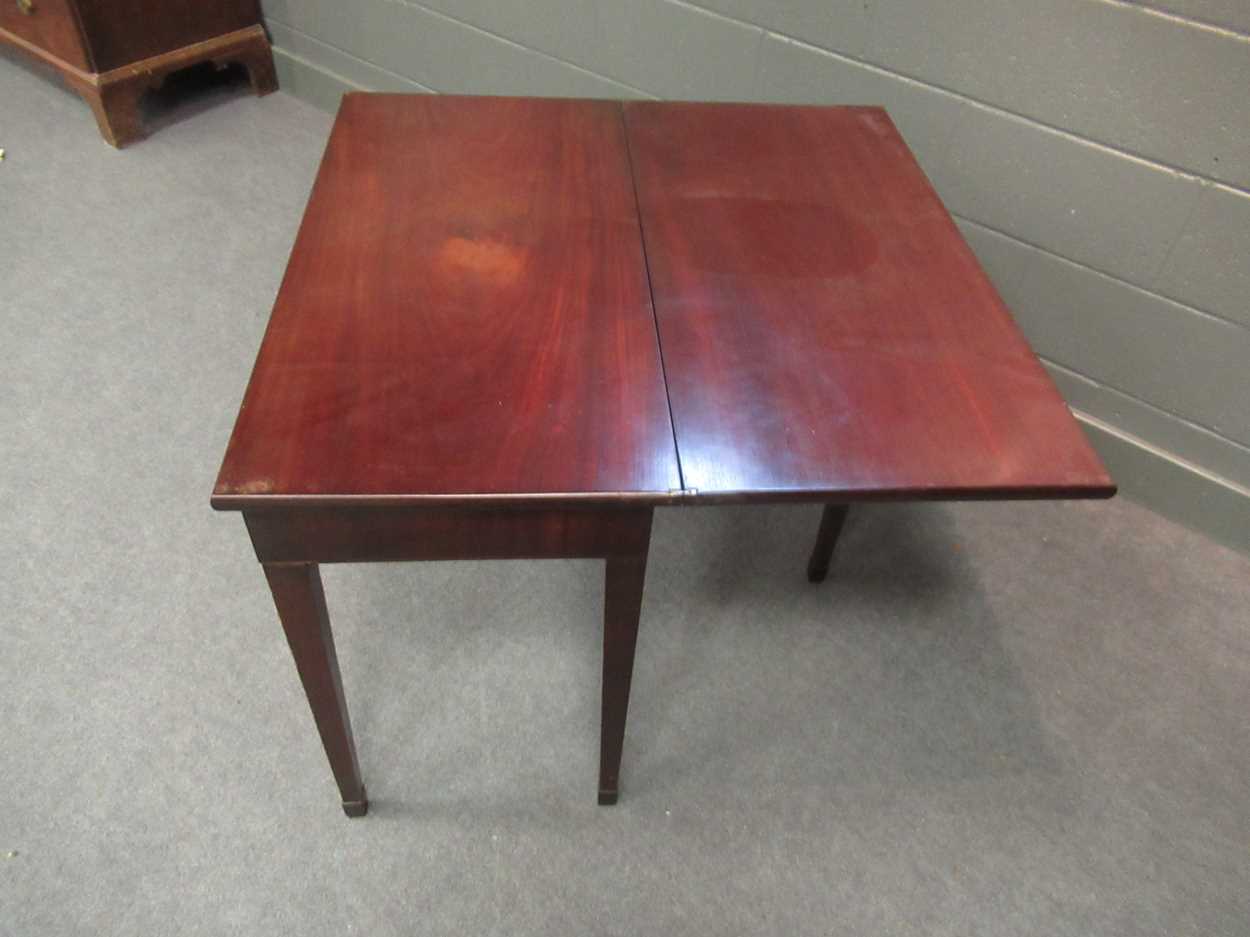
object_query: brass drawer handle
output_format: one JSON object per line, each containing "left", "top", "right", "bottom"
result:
{"left": 16, "top": 0, "right": 35, "bottom": 14}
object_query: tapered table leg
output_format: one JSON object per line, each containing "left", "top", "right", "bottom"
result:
{"left": 263, "top": 563, "right": 368, "bottom": 817}
{"left": 807, "top": 504, "right": 850, "bottom": 583}
{"left": 598, "top": 511, "right": 653, "bottom": 805}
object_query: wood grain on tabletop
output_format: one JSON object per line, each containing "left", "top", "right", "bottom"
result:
{"left": 214, "top": 94, "right": 680, "bottom": 507}
{"left": 623, "top": 100, "right": 1114, "bottom": 501}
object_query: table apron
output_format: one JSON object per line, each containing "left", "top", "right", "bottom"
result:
{"left": 242, "top": 505, "right": 654, "bottom": 565}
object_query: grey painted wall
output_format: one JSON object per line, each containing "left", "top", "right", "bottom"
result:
{"left": 259, "top": 0, "right": 1250, "bottom": 553}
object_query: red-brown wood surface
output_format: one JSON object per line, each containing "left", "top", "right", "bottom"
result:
{"left": 624, "top": 101, "right": 1114, "bottom": 501}
{"left": 0, "top": 0, "right": 92, "bottom": 72}
{"left": 214, "top": 94, "right": 680, "bottom": 508}
{"left": 72, "top": 0, "right": 261, "bottom": 71}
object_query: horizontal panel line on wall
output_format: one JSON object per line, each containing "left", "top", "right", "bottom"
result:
{"left": 396, "top": 0, "right": 765, "bottom": 102}
{"left": 273, "top": 46, "right": 364, "bottom": 91}
{"left": 752, "top": 30, "right": 1242, "bottom": 198}
{"left": 268, "top": 0, "right": 1247, "bottom": 196}
{"left": 1075, "top": 412, "right": 1250, "bottom": 499}
{"left": 268, "top": 8, "right": 589, "bottom": 96}
{"left": 1043, "top": 358, "right": 1250, "bottom": 459}
{"left": 1101, "top": 0, "right": 1250, "bottom": 39}
{"left": 756, "top": 31, "right": 1246, "bottom": 328}
{"left": 956, "top": 218, "right": 1250, "bottom": 446}
{"left": 1073, "top": 414, "right": 1250, "bottom": 555}
{"left": 686, "top": 0, "right": 1250, "bottom": 45}
{"left": 269, "top": 20, "right": 437, "bottom": 92}
{"left": 1076, "top": 413, "right": 1250, "bottom": 501}
{"left": 1149, "top": 180, "right": 1250, "bottom": 330}
{"left": 263, "top": 0, "right": 655, "bottom": 100}
{"left": 395, "top": 0, "right": 657, "bottom": 99}
{"left": 1043, "top": 358, "right": 1250, "bottom": 491}
{"left": 759, "top": 33, "right": 1208, "bottom": 304}
{"left": 954, "top": 214, "right": 1250, "bottom": 335}
{"left": 735, "top": 0, "right": 1250, "bottom": 189}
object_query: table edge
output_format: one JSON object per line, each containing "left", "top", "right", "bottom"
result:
{"left": 211, "top": 482, "right": 1115, "bottom": 512}
{"left": 212, "top": 97, "right": 1118, "bottom": 513}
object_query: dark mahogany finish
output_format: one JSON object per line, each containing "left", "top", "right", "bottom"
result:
{"left": 0, "top": 0, "right": 91, "bottom": 71}
{"left": 624, "top": 101, "right": 1115, "bottom": 502}
{"left": 598, "top": 525, "right": 652, "bottom": 805}
{"left": 242, "top": 504, "right": 654, "bottom": 815}
{"left": 243, "top": 506, "right": 654, "bottom": 565}
{"left": 263, "top": 563, "right": 367, "bottom": 816}
{"left": 0, "top": 0, "right": 274, "bottom": 147}
{"left": 73, "top": 0, "right": 261, "bottom": 72}
{"left": 215, "top": 97, "right": 677, "bottom": 814}
{"left": 215, "top": 95, "right": 1114, "bottom": 815}
{"left": 214, "top": 94, "right": 679, "bottom": 506}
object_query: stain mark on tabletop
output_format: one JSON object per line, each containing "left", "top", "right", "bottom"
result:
{"left": 233, "top": 478, "right": 275, "bottom": 494}
{"left": 435, "top": 236, "right": 526, "bottom": 284}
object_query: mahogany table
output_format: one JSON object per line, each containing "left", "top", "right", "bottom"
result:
{"left": 212, "top": 94, "right": 1114, "bottom": 816}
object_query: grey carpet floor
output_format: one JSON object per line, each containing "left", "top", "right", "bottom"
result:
{"left": 2, "top": 52, "right": 1249, "bottom": 937}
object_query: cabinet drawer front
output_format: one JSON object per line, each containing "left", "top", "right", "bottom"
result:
{"left": 0, "top": 0, "right": 91, "bottom": 71}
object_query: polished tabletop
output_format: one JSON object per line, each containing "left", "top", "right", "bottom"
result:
{"left": 213, "top": 94, "right": 1113, "bottom": 509}
{"left": 626, "top": 101, "right": 1111, "bottom": 500}
{"left": 213, "top": 95, "right": 679, "bottom": 506}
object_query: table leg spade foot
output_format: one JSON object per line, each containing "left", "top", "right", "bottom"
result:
{"left": 342, "top": 788, "right": 369, "bottom": 818}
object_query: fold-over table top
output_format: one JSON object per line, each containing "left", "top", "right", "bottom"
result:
{"left": 214, "top": 95, "right": 680, "bottom": 505}
{"left": 213, "top": 94, "right": 1113, "bottom": 509}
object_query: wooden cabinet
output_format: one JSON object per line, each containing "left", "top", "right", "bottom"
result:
{"left": 0, "top": 0, "right": 276, "bottom": 146}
